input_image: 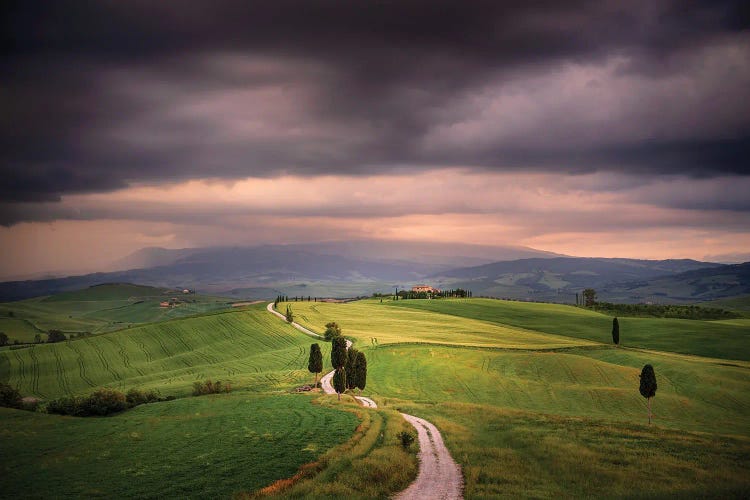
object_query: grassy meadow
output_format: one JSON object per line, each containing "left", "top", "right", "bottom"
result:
{"left": 388, "top": 298, "right": 750, "bottom": 361}
{"left": 281, "top": 299, "right": 596, "bottom": 349}
{"left": 1, "top": 393, "right": 359, "bottom": 499}
{"left": 2, "top": 288, "right": 749, "bottom": 498}
{"left": 0, "top": 284, "right": 232, "bottom": 343}
{"left": 0, "top": 304, "right": 330, "bottom": 399}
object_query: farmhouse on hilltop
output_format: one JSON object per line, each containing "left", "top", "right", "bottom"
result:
{"left": 411, "top": 284, "right": 440, "bottom": 294}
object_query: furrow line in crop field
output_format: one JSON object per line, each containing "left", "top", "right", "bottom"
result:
{"left": 134, "top": 338, "right": 153, "bottom": 363}
{"left": 66, "top": 340, "right": 95, "bottom": 387}
{"left": 84, "top": 337, "right": 121, "bottom": 381}
{"left": 12, "top": 349, "right": 27, "bottom": 388}
{"left": 52, "top": 345, "right": 73, "bottom": 395}
{"left": 153, "top": 333, "right": 173, "bottom": 358}
{"left": 188, "top": 329, "right": 223, "bottom": 363}
{"left": 28, "top": 346, "right": 43, "bottom": 397}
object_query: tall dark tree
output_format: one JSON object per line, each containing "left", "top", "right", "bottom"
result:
{"left": 331, "top": 337, "right": 349, "bottom": 400}
{"left": 331, "top": 337, "right": 348, "bottom": 370}
{"left": 345, "top": 348, "right": 359, "bottom": 390}
{"left": 0, "top": 332, "right": 8, "bottom": 346}
{"left": 612, "top": 317, "right": 620, "bottom": 346}
{"left": 582, "top": 288, "right": 597, "bottom": 306}
{"left": 332, "top": 368, "right": 346, "bottom": 401}
{"left": 285, "top": 305, "right": 294, "bottom": 323}
{"left": 354, "top": 351, "right": 367, "bottom": 392}
{"left": 308, "top": 343, "right": 323, "bottom": 387}
{"left": 639, "top": 364, "right": 658, "bottom": 424}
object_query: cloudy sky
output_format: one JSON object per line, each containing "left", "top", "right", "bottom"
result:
{"left": 2, "top": 1, "right": 749, "bottom": 278}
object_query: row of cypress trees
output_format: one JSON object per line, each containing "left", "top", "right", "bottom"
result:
{"left": 307, "top": 336, "right": 367, "bottom": 400}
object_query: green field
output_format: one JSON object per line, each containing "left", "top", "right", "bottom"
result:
{"left": 365, "top": 344, "right": 750, "bottom": 436}
{"left": 0, "top": 304, "right": 331, "bottom": 399}
{"left": 1, "top": 393, "right": 359, "bottom": 499}
{"left": 0, "top": 284, "right": 232, "bottom": 343}
{"left": 282, "top": 299, "right": 596, "bottom": 349}
{"left": 394, "top": 402, "right": 750, "bottom": 498}
{"left": 387, "top": 298, "right": 750, "bottom": 360}
{"left": 3, "top": 289, "right": 750, "bottom": 498}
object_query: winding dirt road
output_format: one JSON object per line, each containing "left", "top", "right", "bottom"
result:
{"left": 267, "top": 302, "right": 463, "bottom": 499}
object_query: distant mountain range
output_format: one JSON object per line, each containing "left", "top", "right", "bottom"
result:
{"left": 428, "top": 257, "right": 732, "bottom": 303}
{"left": 0, "top": 241, "right": 747, "bottom": 304}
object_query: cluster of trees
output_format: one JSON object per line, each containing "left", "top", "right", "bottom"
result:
{"left": 593, "top": 302, "right": 739, "bottom": 320}
{"left": 275, "top": 295, "right": 318, "bottom": 305}
{"left": 47, "top": 329, "right": 67, "bottom": 343}
{"left": 394, "top": 288, "right": 473, "bottom": 300}
{"left": 47, "top": 387, "right": 173, "bottom": 417}
{"left": 307, "top": 330, "right": 367, "bottom": 400}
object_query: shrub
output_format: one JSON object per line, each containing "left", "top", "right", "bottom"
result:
{"left": 125, "top": 388, "right": 162, "bottom": 407}
{"left": 397, "top": 430, "right": 415, "bottom": 449}
{"left": 46, "top": 396, "right": 84, "bottom": 416}
{"left": 79, "top": 388, "right": 128, "bottom": 416}
{"left": 47, "top": 329, "right": 66, "bottom": 343}
{"left": 47, "top": 388, "right": 128, "bottom": 416}
{"left": 0, "top": 382, "right": 22, "bottom": 409}
{"left": 192, "top": 379, "right": 231, "bottom": 396}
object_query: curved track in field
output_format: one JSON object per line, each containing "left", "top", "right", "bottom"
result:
{"left": 267, "top": 302, "right": 463, "bottom": 500}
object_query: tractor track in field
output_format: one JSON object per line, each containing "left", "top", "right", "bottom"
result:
{"left": 84, "top": 337, "right": 121, "bottom": 381}
{"left": 52, "top": 345, "right": 72, "bottom": 395}
{"left": 267, "top": 302, "right": 463, "bottom": 500}
{"left": 27, "top": 346, "right": 43, "bottom": 397}
{"left": 66, "top": 341, "right": 95, "bottom": 387}
{"left": 12, "top": 349, "right": 27, "bottom": 388}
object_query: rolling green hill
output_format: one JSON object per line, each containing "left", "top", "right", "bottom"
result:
{"left": 281, "top": 299, "right": 596, "bottom": 349}
{"left": 1, "top": 394, "right": 358, "bottom": 499}
{"left": 0, "top": 283, "right": 232, "bottom": 343}
{"left": 3, "top": 292, "right": 749, "bottom": 498}
{"left": 0, "top": 304, "right": 329, "bottom": 399}
{"left": 388, "top": 298, "right": 750, "bottom": 361}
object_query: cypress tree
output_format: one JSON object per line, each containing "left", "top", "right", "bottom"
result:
{"left": 345, "top": 348, "right": 359, "bottom": 390}
{"left": 308, "top": 343, "right": 323, "bottom": 387}
{"left": 354, "top": 351, "right": 367, "bottom": 392}
{"left": 331, "top": 337, "right": 348, "bottom": 370}
{"left": 332, "top": 368, "right": 346, "bottom": 401}
{"left": 612, "top": 317, "right": 620, "bottom": 346}
{"left": 639, "top": 364, "right": 658, "bottom": 424}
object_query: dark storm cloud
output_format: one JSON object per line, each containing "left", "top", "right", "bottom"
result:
{"left": 2, "top": 0, "right": 750, "bottom": 212}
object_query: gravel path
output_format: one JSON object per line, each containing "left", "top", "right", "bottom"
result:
{"left": 266, "top": 302, "right": 463, "bottom": 500}
{"left": 394, "top": 414, "right": 464, "bottom": 500}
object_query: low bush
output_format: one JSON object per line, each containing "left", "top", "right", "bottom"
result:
{"left": 0, "top": 382, "right": 23, "bottom": 409}
{"left": 192, "top": 379, "right": 231, "bottom": 396}
{"left": 397, "top": 430, "right": 415, "bottom": 449}
{"left": 125, "top": 388, "right": 162, "bottom": 406}
{"left": 47, "top": 388, "right": 127, "bottom": 416}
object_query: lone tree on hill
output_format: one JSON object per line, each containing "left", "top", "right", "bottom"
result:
{"left": 285, "top": 305, "right": 294, "bottom": 323}
{"left": 582, "top": 288, "right": 597, "bottom": 306}
{"left": 308, "top": 343, "right": 323, "bottom": 387}
{"left": 324, "top": 322, "right": 342, "bottom": 340}
{"left": 0, "top": 332, "right": 8, "bottom": 346}
{"left": 612, "top": 317, "right": 620, "bottom": 346}
{"left": 345, "top": 348, "right": 359, "bottom": 390}
{"left": 354, "top": 351, "right": 367, "bottom": 393}
{"left": 639, "top": 364, "right": 658, "bottom": 424}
